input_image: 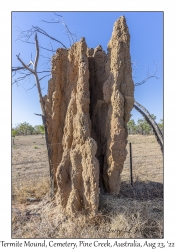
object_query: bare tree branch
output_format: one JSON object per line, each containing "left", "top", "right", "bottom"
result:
{"left": 12, "top": 71, "right": 16, "bottom": 77}
{"left": 12, "top": 62, "right": 32, "bottom": 72}
{"left": 16, "top": 81, "right": 27, "bottom": 91}
{"left": 39, "top": 74, "right": 51, "bottom": 81}
{"left": 61, "top": 20, "right": 77, "bottom": 45}
{"left": 40, "top": 54, "right": 51, "bottom": 60}
{"left": 134, "top": 62, "right": 159, "bottom": 86}
{"left": 16, "top": 55, "right": 34, "bottom": 74}
{"left": 12, "top": 72, "right": 33, "bottom": 85}
{"left": 41, "top": 14, "right": 77, "bottom": 47}
{"left": 31, "top": 26, "right": 67, "bottom": 48}
{"left": 42, "top": 19, "right": 61, "bottom": 24}
{"left": 48, "top": 42, "right": 54, "bottom": 55}
{"left": 18, "top": 39, "right": 56, "bottom": 52}
{"left": 37, "top": 70, "right": 51, "bottom": 74}
{"left": 26, "top": 84, "right": 36, "bottom": 92}
{"left": 53, "top": 12, "right": 63, "bottom": 18}
{"left": 134, "top": 75, "right": 158, "bottom": 86}
{"left": 34, "top": 33, "right": 39, "bottom": 72}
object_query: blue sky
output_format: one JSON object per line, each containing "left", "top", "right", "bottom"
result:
{"left": 12, "top": 11, "right": 163, "bottom": 126}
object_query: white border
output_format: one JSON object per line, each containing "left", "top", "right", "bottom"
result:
{"left": 1, "top": 0, "right": 174, "bottom": 246}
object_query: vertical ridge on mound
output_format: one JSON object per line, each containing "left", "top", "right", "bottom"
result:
{"left": 44, "top": 38, "right": 99, "bottom": 216}
{"left": 43, "top": 16, "right": 134, "bottom": 216}
{"left": 102, "top": 16, "right": 134, "bottom": 194}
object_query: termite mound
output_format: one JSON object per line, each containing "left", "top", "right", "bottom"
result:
{"left": 43, "top": 16, "right": 134, "bottom": 216}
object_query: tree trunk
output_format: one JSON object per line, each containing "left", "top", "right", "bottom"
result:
{"left": 134, "top": 101, "right": 163, "bottom": 154}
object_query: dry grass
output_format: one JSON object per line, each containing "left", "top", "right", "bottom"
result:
{"left": 12, "top": 193, "right": 163, "bottom": 238}
{"left": 12, "top": 134, "right": 163, "bottom": 238}
{"left": 12, "top": 178, "right": 50, "bottom": 204}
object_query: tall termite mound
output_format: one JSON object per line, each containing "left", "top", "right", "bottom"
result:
{"left": 43, "top": 16, "right": 134, "bottom": 216}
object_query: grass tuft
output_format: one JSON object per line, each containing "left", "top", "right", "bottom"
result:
{"left": 12, "top": 178, "right": 50, "bottom": 204}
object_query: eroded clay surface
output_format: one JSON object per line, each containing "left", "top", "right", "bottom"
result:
{"left": 43, "top": 16, "right": 134, "bottom": 215}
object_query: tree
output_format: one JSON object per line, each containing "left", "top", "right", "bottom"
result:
{"left": 158, "top": 119, "right": 163, "bottom": 134}
{"left": 137, "top": 118, "right": 144, "bottom": 135}
{"left": 38, "top": 125, "right": 45, "bottom": 134}
{"left": 150, "top": 114, "right": 156, "bottom": 121}
{"left": 134, "top": 114, "right": 156, "bottom": 135}
{"left": 12, "top": 129, "right": 17, "bottom": 145}
{"left": 14, "top": 122, "right": 34, "bottom": 135}
{"left": 12, "top": 129, "right": 17, "bottom": 137}
{"left": 34, "top": 125, "right": 45, "bottom": 134}
{"left": 127, "top": 119, "right": 136, "bottom": 135}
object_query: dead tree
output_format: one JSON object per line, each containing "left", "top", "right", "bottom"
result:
{"left": 13, "top": 33, "right": 55, "bottom": 197}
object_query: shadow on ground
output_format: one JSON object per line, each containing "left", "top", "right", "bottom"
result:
{"left": 119, "top": 181, "right": 163, "bottom": 200}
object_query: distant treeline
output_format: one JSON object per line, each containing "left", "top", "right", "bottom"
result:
{"left": 12, "top": 122, "right": 45, "bottom": 136}
{"left": 12, "top": 117, "right": 163, "bottom": 137}
{"left": 127, "top": 115, "right": 163, "bottom": 135}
